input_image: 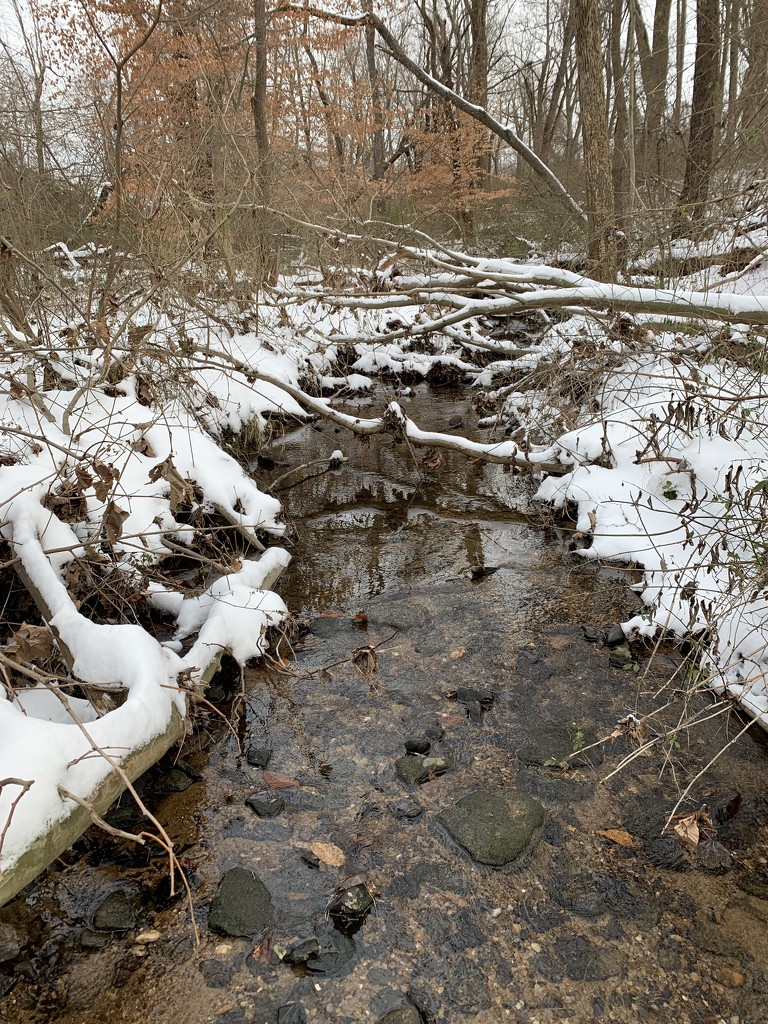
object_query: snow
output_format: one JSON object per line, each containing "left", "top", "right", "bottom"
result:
{"left": 6, "top": 233, "right": 768, "bottom": 888}
{"left": 0, "top": 323, "right": 295, "bottom": 879}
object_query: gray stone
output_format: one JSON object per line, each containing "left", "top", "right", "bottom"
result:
{"left": 439, "top": 790, "right": 545, "bottom": 866}
{"left": 246, "top": 795, "right": 285, "bottom": 817}
{"left": 92, "top": 891, "right": 138, "bottom": 932}
{"left": 377, "top": 1007, "right": 423, "bottom": 1024}
{"left": 246, "top": 746, "right": 273, "bottom": 768}
{"left": 209, "top": 868, "right": 274, "bottom": 938}
{"left": 389, "top": 797, "right": 423, "bottom": 820}
{"left": 328, "top": 882, "right": 374, "bottom": 923}
{"left": 396, "top": 755, "right": 450, "bottom": 786}
{"left": 0, "top": 925, "right": 21, "bottom": 963}
{"left": 608, "top": 645, "right": 635, "bottom": 669}
{"left": 605, "top": 624, "right": 626, "bottom": 647}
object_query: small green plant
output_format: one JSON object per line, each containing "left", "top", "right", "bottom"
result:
{"left": 662, "top": 480, "right": 678, "bottom": 500}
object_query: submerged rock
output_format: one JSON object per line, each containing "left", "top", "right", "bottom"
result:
{"left": 92, "top": 891, "right": 138, "bottom": 932}
{"left": 246, "top": 794, "right": 285, "bottom": 818}
{"left": 396, "top": 755, "right": 450, "bottom": 786}
{"left": 516, "top": 723, "right": 602, "bottom": 768}
{"left": 209, "top": 868, "right": 274, "bottom": 938}
{"left": 439, "top": 790, "right": 545, "bottom": 866}
{"left": 246, "top": 746, "right": 273, "bottom": 768}
{"left": 389, "top": 797, "right": 424, "bottom": 820}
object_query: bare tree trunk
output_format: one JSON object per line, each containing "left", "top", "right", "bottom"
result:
{"left": 364, "top": 0, "right": 386, "bottom": 207}
{"left": 673, "top": 0, "right": 686, "bottom": 133}
{"left": 574, "top": 0, "right": 618, "bottom": 279}
{"left": 678, "top": 0, "right": 721, "bottom": 231}
{"left": 466, "top": 0, "right": 490, "bottom": 185}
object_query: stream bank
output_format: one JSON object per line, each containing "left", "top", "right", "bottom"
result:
{"left": 2, "top": 385, "right": 768, "bottom": 1024}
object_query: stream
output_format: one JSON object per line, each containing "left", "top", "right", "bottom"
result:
{"left": 2, "top": 385, "right": 768, "bottom": 1024}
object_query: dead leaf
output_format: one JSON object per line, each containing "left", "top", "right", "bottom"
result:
{"left": 596, "top": 828, "right": 640, "bottom": 849}
{"left": 588, "top": 508, "right": 597, "bottom": 531}
{"left": 450, "top": 648, "right": 466, "bottom": 660}
{"left": 673, "top": 812, "right": 701, "bottom": 850}
{"left": 104, "top": 501, "right": 129, "bottom": 545}
{"left": 308, "top": 841, "right": 346, "bottom": 868}
{"left": 262, "top": 770, "right": 299, "bottom": 790}
{"left": 8, "top": 623, "right": 54, "bottom": 664}
{"left": 148, "top": 456, "right": 194, "bottom": 514}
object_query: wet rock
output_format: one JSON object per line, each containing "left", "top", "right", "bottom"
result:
{"left": 80, "top": 928, "right": 110, "bottom": 951}
{"left": 278, "top": 1004, "right": 307, "bottom": 1024}
{"left": 389, "top": 797, "right": 424, "bottom": 820}
{"left": 516, "top": 723, "right": 602, "bottom": 768}
{"left": 92, "top": 891, "right": 138, "bottom": 932}
{"left": 209, "top": 868, "right": 274, "bottom": 938}
{"left": 438, "top": 790, "right": 545, "bottom": 866}
{"left": 605, "top": 624, "right": 626, "bottom": 647}
{"left": 404, "top": 737, "right": 430, "bottom": 755}
{"left": 695, "top": 839, "right": 733, "bottom": 873}
{"left": 328, "top": 882, "right": 374, "bottom": 926}
{"left": 470, "top": 565, "right": 498, "bottom": 581}
{"left": 246, "top": 746, "right": 273, "bottom": 769}
{"left": 304, "top": 923, "right": 356, "bottom": 975}
{"left": 0, "top": 925, "right": 21, "bottom": 963}
{"left": 298, "top": 848, "right": 321, "bottom": 869}
{"left": 424, "top": 724, "right": 444, "bottom": 741}
{"left": 153, "top": 767, "right": 195, "bottom": 793}
{"left": 516, "top": 650, "right": 553, "bottom": 682}
{"left": 706, "top": 788, "right": 742, "bottom": 827}
{"left": 0, "top": 974, "right": 15, "bottom": 997}
{"left": 395, "top": 755, "right": 450, "bottom": 786}
{"left": 279, "top": 937, "right": 321, "bottom": 965}
{"left": 246, "top": 794, "right": 285, "bottom": 818}
{"left": 581, "top": 625, "right": 601, "bottom": 643}
{"left": 455, "top": 686, "right": 495, "bottom": 709}
{"left": 377, "top": 1007, "right": 423, "bottom": 1024}
{"left": 608, "top": 645, "right": 636, "bottom": 669}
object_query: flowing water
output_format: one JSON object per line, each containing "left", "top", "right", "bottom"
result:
{"left": 2, "top": 386, "right": 768, "bottom": 1024}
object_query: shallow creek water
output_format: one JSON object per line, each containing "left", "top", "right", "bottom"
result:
{"left": 3, "top": 386, "right": 768, "bottom": 1024}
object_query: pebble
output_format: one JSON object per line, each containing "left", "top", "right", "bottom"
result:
{"left": 246, "top": 794, "right": 285, "bottom": 817}
{"left": 389, "top": 797, "right": 424, "bottom": 820}
{"left": 246, "top": 746, "right": 272, "bottom": 768}
{"left": 92, "top": 891, "right": 138, "bottom": 932}
{"left": 134, "top": 930, "right": 161, "bottom": 944}
{"left": 425, "top": 724, "right": 444, "bottom": 740}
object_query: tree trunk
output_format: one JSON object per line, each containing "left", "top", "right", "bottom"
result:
{"left": 574, "top": 0, "right": 618, "bottom": 280}
{"left": 678, "top": 0, "right": 720, "bottom": 230}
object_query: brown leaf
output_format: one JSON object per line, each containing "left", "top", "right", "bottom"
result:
{"left": 104, "top": 501, "right": 129, "bottom": 545}
{"left": 148, "top": 456, "right": 193, "bottom": 513}
{"left": 92, "top": 459, "right": 118, "bottom": 502}
{"left": 673, "top": 812, "right": 701, "bottom": 850}
{"left": 308, "top": 841, "right": 346, "bottom": 868}
{"left": 262, "top": 770, "right": 299, "bottom": 790}
{"left": 450, "top": 648, "right": 466, "bottom": 660}
{"left": 596, "top": 828, "right": 640, "bottom": 849}
{"left": 9, "top": 623, "right": 54, "bottom": 663}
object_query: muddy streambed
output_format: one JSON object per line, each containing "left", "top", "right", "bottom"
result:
{"left": 3, "top": 385, "right": 768, "bottom": 1024}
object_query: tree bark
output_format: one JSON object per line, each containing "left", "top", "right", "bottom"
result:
{"left": 678, "top": 0, "right": 720, "bottom": 230}
{"left": 574, "top": 0, "right": 618, "bottom": 279}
